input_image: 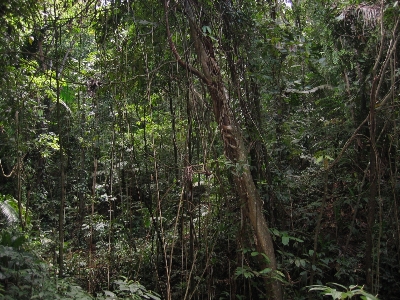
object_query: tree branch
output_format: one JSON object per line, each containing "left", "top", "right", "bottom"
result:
{"left": 326, "top": 115, "right": 369, "bottom": 172}
{"left": 163, "top": 0, "right": 209, "bottom": 84}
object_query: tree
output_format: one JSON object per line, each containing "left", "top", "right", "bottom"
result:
{"left": 163, "top": 0, "right": 283, "bottom": 298}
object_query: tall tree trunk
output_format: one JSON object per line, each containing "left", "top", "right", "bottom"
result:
{"left": 365, "top": 77, "right": 378, "bottom": 290}
{"left": 164, "top": 1, "right": 283, "bottom": 298}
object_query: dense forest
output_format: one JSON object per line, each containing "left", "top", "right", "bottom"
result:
{"left": 0, "top": 0, "right": 399, "bottom": 299}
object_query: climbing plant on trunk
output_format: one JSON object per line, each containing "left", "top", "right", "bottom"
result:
{"left": 164, "top": 0, "right": 283, "bottom": 298}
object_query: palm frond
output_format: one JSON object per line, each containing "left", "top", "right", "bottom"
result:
{"left": 0, "top": 196, "right": 19, "bottom": 225}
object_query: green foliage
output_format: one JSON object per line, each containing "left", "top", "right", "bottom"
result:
{"left": 235, "top": 249, "right": 286, "bottom": 284}
{"left": 235, "top": 266, "right": 257, "bottom": 279}
{"left": 0, "top": 194, "right": 20, "bottom": 225}
{"left": 0, "top": 0, "right": 399, "bottom": 299}
{"left": 0, "top": 194, "right": 31, "bottom": 227}
{"left": 0, "top": 230, "right": 92, "bottom": 299}
{"left": 60, "top": 84, "right": 75, "bottom": 106}
{"left": 99, "top": 277, "right": 161, "bottom": 300}
{"left": 0, "top": 230, "right": 26, "bottom": 248}
{"left": 309, "top": 283, "right": 379, "bottom": 300}
{"left": 0, "top": 230, "right": 157, "bottom": 300}
{"left": 34, "top": 133, "right": 60, "bottom": 158}
{"left": 270, "top": 228, "right": 304, "bottom": 246}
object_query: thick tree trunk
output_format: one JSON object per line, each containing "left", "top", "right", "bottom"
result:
{"left": 164, "top": 1, "right": 283, "bottom": 298}
{"left": 205, "top": 66, "right": 282, "bottom": 300}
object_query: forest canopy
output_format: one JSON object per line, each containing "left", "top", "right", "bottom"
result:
{"left": 0, "top": 0, "right": 399, "bottom": 299}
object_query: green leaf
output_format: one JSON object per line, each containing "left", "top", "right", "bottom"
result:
{"left": 261, "top": 253, "right": 270, "bottom": 263}
{"left": 60, "top": 84, "right": 74, "bottom": 104}
{"left": 0, "top": 196, "right": 19, "bottom": 225}
{"left": 326, "top": 290, "right": 345, "bottom": 299}
{"left": 202, "top": 26, "right": 212, "bottom": 35}
{"left": 282, "top": 235, "right": 290, "bottom": 246}
{"left": 270, "top": 228, "right": 280, "bottom": 236}
{"left": 259, "top": 268, "right": 272, "bottom": 274}
{"left": 295, "top": 259, "right": 300, "bottom": 267}
{"left": 104, "top": 290, "right": 115, "bottom": 297}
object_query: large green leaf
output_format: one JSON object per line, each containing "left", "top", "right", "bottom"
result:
{"left": 60, "top": 84, "right": 74, "bottom": 104}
